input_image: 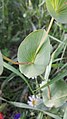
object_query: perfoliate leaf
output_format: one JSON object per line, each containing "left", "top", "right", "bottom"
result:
{"left": 17, "top": 29, "right": 52, "bottom": 78}
{"left": 46, "top": 0, "right": 67, "bottom": 24}
{"left": 42, "top": 80, "right": 67, "bottom": 108}
{"left": 0, "top": 51, "right": 3, "bottom": 75}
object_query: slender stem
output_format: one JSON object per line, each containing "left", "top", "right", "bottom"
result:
{"left": 2, "top": 55, "right": 33, "bottom": 65}
{"left": 48, "top": 86, "right": 51, "bottom": 100}
{"left": 36, "top": 17, "right": 54, "bottom": 55}
{"left": 2, "top": 18, "right": 54, "bottom": 65}
{"left": 36, "top": 18, "right": 54, "bottom": 98}
{"left": 39, "top": 75, "right": 44, "bottom": 80}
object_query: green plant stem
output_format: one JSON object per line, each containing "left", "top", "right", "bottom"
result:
{"left": 35, "top": 17, "right": 54, "bottom": 55}
{"left": 40, "top": 76, "right": 51, "bottom": 99}
{"left": 40, "top": 75, "right": 44, "bottom": 80}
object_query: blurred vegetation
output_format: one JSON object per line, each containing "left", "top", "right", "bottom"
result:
{"left": 1, "top": 0, "right": 66, "bottom": 56}
{"left": 0, "top": 0, "right": 48, "bottom": 55}
{"left": 0, "top": 0, "right": 67, "bottom": 119}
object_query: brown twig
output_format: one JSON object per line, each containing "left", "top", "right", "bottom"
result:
{"left": 2, "top": 55, "right": 33, "bottom": 65}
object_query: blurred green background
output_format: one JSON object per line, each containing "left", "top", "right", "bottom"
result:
{"left": 0, "top": 0, "right": 67, "bottom": 119}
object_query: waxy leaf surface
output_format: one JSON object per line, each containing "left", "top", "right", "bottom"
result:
{"left": 18, "top": 30, "right": 52, "bottom": 78}
{"left": 46, "top": 0, "right": 67, "bottom": 24}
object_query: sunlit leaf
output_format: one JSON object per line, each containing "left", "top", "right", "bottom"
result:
{"left": 17, "top": 29, "right": 52, "bottom": 78}
{"left": 46, "top": 0, "right": 67, "bottom": 24}
{"left": 42, "top": 80, "right": 67, "bottom": 108}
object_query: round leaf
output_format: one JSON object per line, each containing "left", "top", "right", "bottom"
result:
{"left": 17, "top": 29, "right": 52, "bottom": 78}
{"left": 0, "top": 51, "right": 3, "bottom": 75}
{"left": 46, "top": 0, "right": 67, "bottom": 24}
{"left": 42, "top": 80, "right": 67, "bottom": 108}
